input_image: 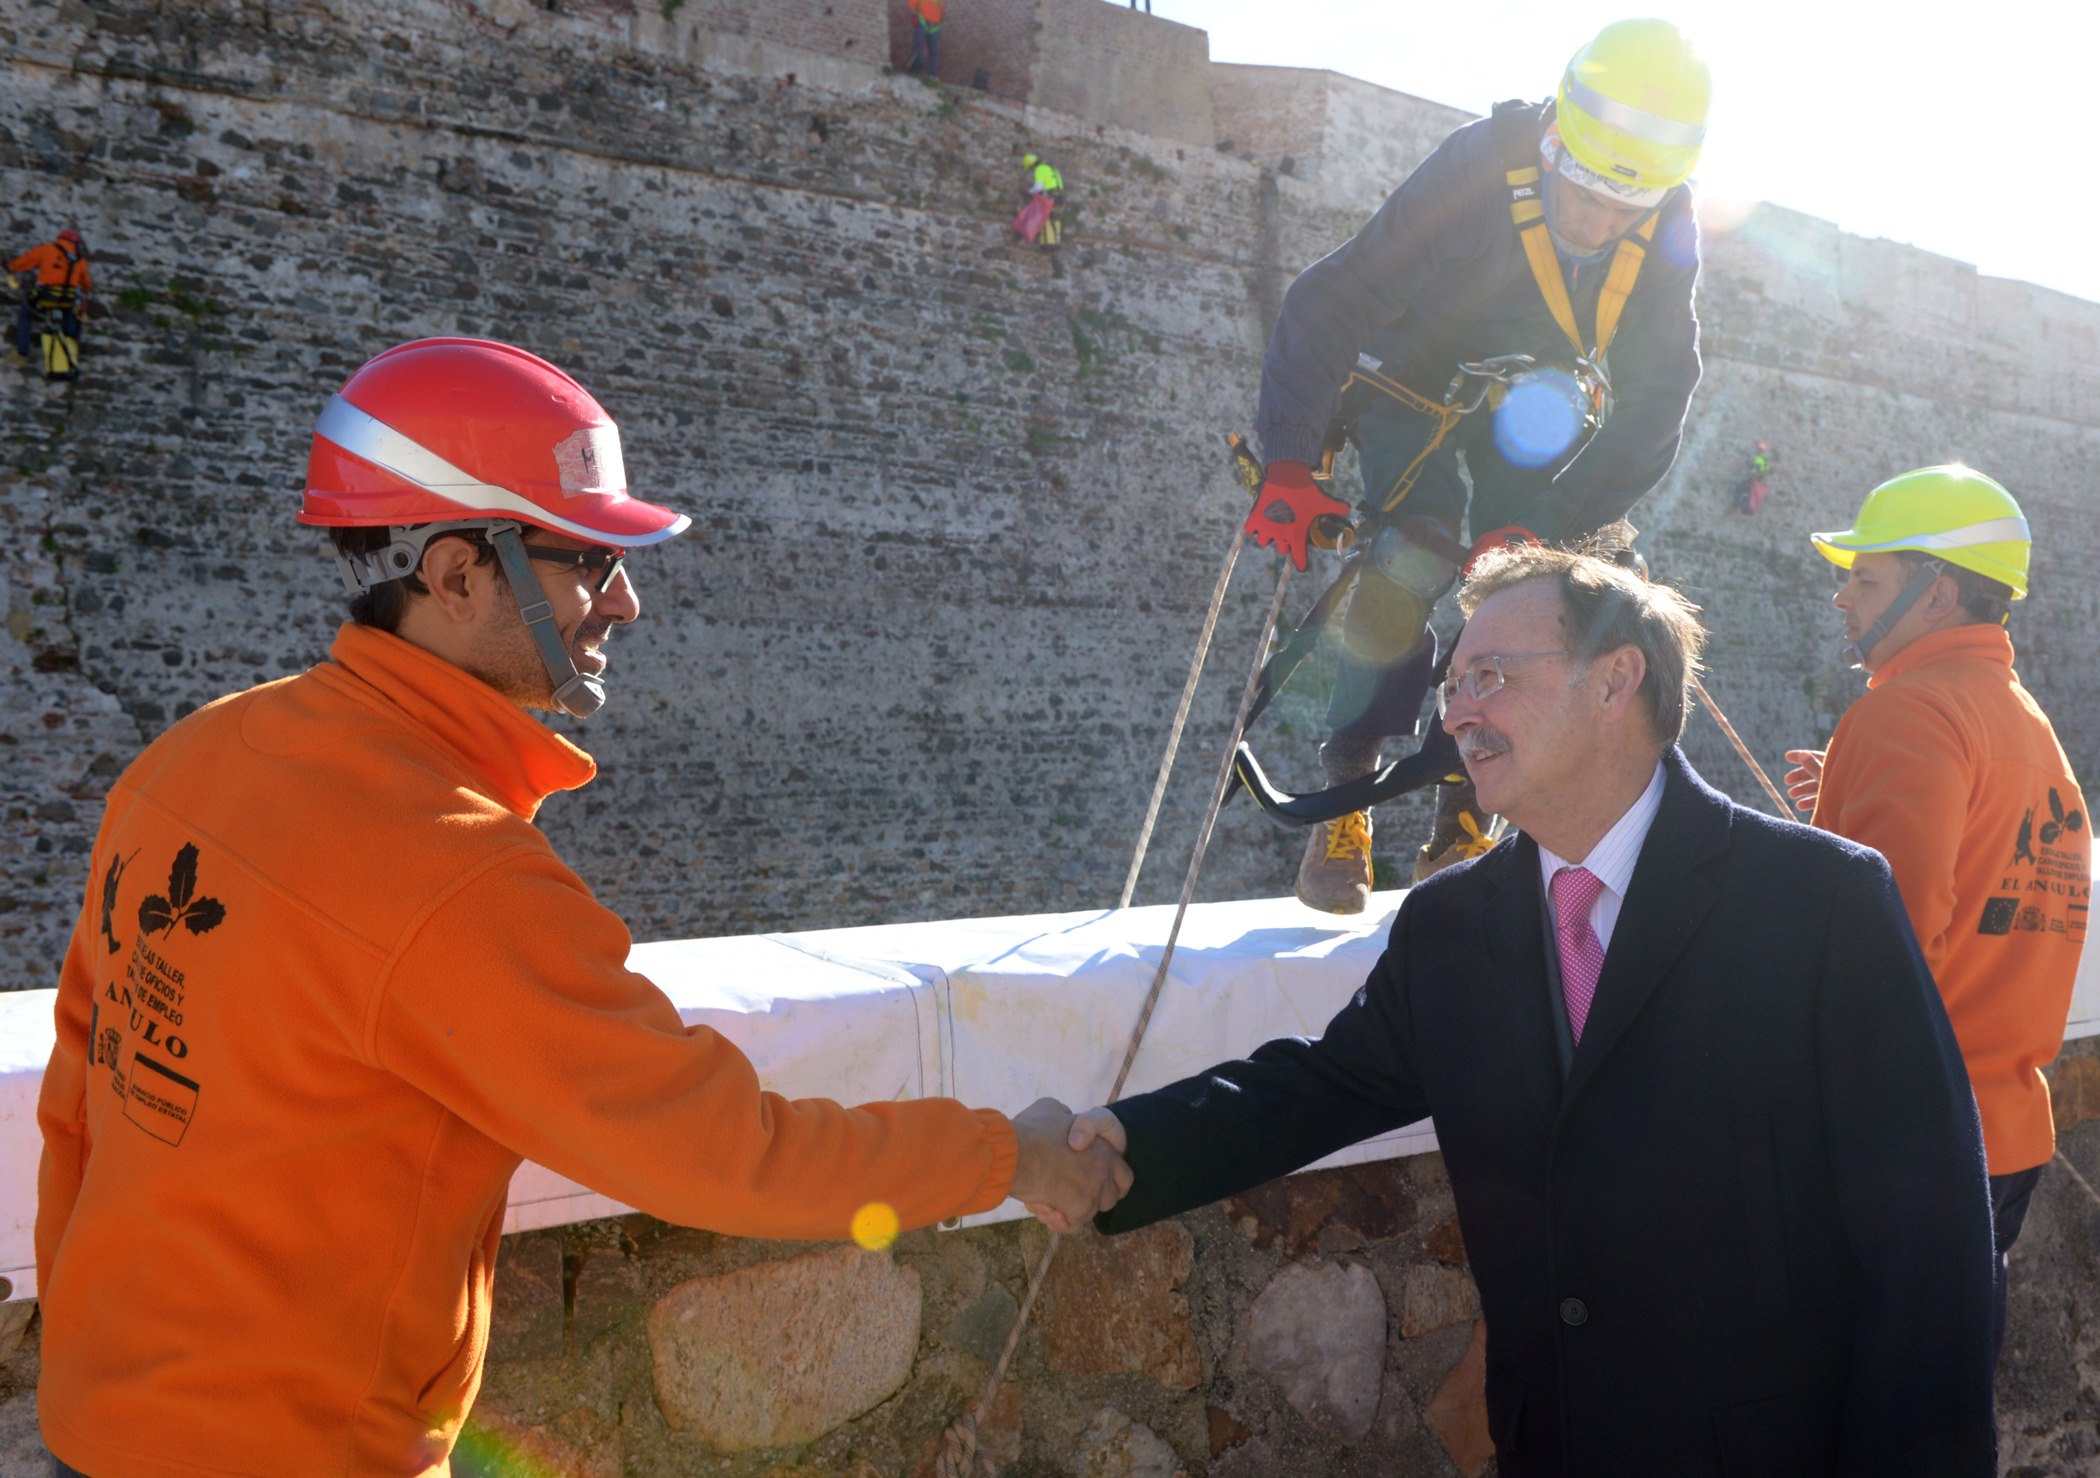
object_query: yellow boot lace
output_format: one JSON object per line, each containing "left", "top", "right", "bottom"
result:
{"left": 1323, "top": 810, "right": 1373, "bottom": 864}
{"left": 1455, "top": 810, "right": 1497, "bottom": 859}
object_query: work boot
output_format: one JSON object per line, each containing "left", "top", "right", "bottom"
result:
{"left": 1295, "top": 737, "right": 1383, "bottom": 914}
{"left": 1414, "top": 776, "right": 1496, "bottom": 883}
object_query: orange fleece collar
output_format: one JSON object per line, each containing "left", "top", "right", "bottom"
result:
{"left": 1866, "top": 622, "right": 2013, "bottom": 690}
{"left": 323, "top": 622, "right": 596, "bottom": 818}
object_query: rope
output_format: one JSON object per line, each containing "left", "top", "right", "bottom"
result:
{"left": 935, "top": 555, "right": 1297, "bottom": 1476}
{"left": 1687, "top": 673, "right": 1789, "bottom": 817}
{"left": 2054, "top": 1148, "right": 2100, "bottom": 1217}
{"left": 1118, "top": 530, "right": 1245, "bottom": 909}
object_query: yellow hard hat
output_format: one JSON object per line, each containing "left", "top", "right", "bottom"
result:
{"left": 1557, "top": 20, "right": 1711, "bottom": 195}
{"left": 1812, "top": 465, "right": 2031, "bottom": 600}
{"left": 1022, "top": 153, "right": 1039, "bottom": 168}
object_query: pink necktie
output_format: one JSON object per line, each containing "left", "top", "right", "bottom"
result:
{"left": 1552, "top": 866, "right": 1606, "bottom": 1044}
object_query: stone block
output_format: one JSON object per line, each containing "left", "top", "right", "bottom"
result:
{"left": 1425, "top": 1320, "right": 1494, "bottom": 1478}
{"left": 1247, "top": 1258, "right": 1385, "bottom": 1445}
{"left": 936, "top": 1283, "right": 1019, "bottom": 1367}
{"left": 1037, "top": 1223, "right": 1201, "bottom": 1390}
{"left": 0, "top": 1303, "right": 33, "bottom": 1365}
{"left": 1422, "top": 1214, "right": 1468, "bottom": 1266}
{"left": 1076, "top": 1407, "right": 1187, "bottom": 1478}
{"left": 2051, "top": 1052, "right": 2100, "bottom": 1133}
{"left": 567, "top": 1237, "right": 651, "bottom": 1354}
{"left": 1224, "top": 1162, "right": 1413, "bottom": 1254}
{"left": 1206, "top": 1403, "right": 1252, "bottom": 1456}
{"left": 646, "top": 1246, "right": 921, "bottom": 1451}
{"left": 1400, "top": 1263, "right": 1479, "bottom": 1340}
{"left": 487, "top": 1232, "right": 564, "bottom": 1362}
{"left": 462, "top": 1406, "right": 619, "bottom": 1478}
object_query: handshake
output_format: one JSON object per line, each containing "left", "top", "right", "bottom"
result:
{"left": 1007, "top": 1098, "right": 1133, "bottom": 1233}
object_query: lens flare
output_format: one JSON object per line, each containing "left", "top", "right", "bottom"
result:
{"left": 1492, "top": 372, "right": 1587, "bottom": 469}
{"left": 852, "top": 1201, "right": 900, "bottom": 1250}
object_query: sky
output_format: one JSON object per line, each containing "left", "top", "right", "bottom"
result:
{"left": 1141, "top": 0, "right": 2100, "bottom": 305}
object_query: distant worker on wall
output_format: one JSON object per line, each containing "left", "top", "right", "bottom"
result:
{"left": 34, "top": 338, "right": 1131, "bottom": 1478}
{"left": 8, "top": 227, "right": 92, "bottom": 381}
{"left": 1013, "top": 151, "right": 1065, "bottom": 250}
{"left": 906, "top": 0, "right": 943, "bottom": 77}
{"left": 1242, "top": 20, "right": 1709, "bottom": 913}
{"left": 1784, "top": 465, "right": 2089, "bottom": 1376}
{"left": 1738, "top": 439, "right": 1771, "bottom": 513}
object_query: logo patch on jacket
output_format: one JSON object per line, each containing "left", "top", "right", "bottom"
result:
{"left": 137, "top": 843, "right": 227, "bottom": 937}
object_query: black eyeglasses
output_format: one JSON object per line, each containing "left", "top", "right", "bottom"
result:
{"left": 521, "top": 543, "right": 628, "bottom": 594}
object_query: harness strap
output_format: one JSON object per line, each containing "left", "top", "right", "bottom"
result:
{"left": 1507, "top": 159, "right": 1657, "bottom": 361}
{"left": 1593, "top": 215, "right": 1655, "bottom": 353}
{"left": 1339, "top": 359, "right": 1468, "bottom": 513}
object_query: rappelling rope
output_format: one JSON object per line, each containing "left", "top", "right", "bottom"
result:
{"left": 1687, "top": 673, "right": 1789, "bottom": 817}
{"left": 935, "top": 549, "right": 1296, "bottom": 1478}
{"left": 1118, "top": 529, "right": 1247, "bottom": 909}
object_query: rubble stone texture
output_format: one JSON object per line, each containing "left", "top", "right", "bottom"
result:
{"left": 5, "top": 1, "right": 2100, "bottom": 1472}
{"left": 1035, "top": 1222, "right": 1202, "bottom": 1390}
{"left": 645, "top": 1245, "right": 921, "bottom": 1450}
{"left": 1246, "top": 1258, "right": 1386, "bottom": 1444}
{"left": 1425, "top": 1320, "right": 1494, "bottom": 1478}
{"left": 1399, "top": 1262, "right": 1479, "bottom": 1340}
{"left": 6, "top": 0, "right": 2100, "bottom": 987}
{"left": 1076, "top": 1407, "right": 1187, "bottom": 1478}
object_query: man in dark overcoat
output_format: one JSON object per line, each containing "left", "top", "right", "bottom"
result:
{"left": 1075, "top": 546, "right": 1995, "bottom": 1476}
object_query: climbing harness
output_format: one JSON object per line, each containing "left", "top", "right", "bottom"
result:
{"left": 1223, "top": 103, "right": 1664, "bottom": 830}
{"left": 21, "top": 280, "right": 82, "bottom": 381}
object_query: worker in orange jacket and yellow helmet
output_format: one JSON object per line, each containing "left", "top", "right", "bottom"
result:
{"left": 1786, "top": 464, "right": 2088, "bottom": 1377}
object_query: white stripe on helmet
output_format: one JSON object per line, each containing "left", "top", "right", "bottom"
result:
{"left": 1563, "top": 76, "right": 1707, "bottom": 149}
{"left": 1822, "top": 516, "right": 2032, "bottom": 555}
{"left": 314, "top": 396, "right": 687, "bottom": 545}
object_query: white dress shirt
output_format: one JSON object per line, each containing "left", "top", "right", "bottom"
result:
{"left": 1536, "top": 761, "right": 1667, "bottom": 954}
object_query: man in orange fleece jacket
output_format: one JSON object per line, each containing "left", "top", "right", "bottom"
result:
{"left": 35, "top": 338, "right": 1131, "bottom": 1478}
{"left": 1785, "top": 465, "right": 2088, "bottom": 1375}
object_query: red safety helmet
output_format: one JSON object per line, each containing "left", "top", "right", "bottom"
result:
{"left": 55, "top": 229, "right": 82, "bottom": 249}
{"left": 299, "top": 338, "right": 689, "bottom": 546}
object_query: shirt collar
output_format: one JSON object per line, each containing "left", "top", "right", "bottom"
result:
{"left": 320, "top": 622, "right": 596, "bottom": 820}
{"left": 1866, "top": 622, "right": 2013, "bottom": 690}
{"left": 1537, "top": 760, "right": 1667, "bottom": 898}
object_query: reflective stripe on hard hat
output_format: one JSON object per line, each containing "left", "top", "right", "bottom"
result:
{"left": 314, "top": 395, "right": 685, "bottom": 546}
{"left": 1814, "top": 515, "right": 2032, "bottom": 557}
{"left": 1561, "top": 76, "right": 1706, "bottom": 150}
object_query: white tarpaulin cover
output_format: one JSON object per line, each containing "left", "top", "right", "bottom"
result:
{"left": 7, "top": 886, "right": 2099, "bottom": 1302}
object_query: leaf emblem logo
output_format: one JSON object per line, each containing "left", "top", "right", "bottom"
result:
{"left": 136, "top": 843, "right": 228, "bottom": 938}
{"left": 2041, "top": 788, "right": 2087, "bottom": 846}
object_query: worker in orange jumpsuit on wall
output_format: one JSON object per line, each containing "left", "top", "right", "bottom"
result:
{"left": 906, "top": 0, "right": 943, "bottom": 76}
{"left": 8, "top": 227, "right": 92, "bottom": 377}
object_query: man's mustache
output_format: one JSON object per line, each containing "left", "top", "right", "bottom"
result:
{"left": 1460, "top": 729, "right": 1510, "bottom": 764}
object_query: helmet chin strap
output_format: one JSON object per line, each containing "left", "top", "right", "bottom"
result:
{"left": 483, "top": 521, "right": 606, "bottom": 718}
{"left": 1842, "top": 557, "right": 1944, "bottom": 669}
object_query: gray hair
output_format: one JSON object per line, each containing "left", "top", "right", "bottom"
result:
{"left": 1457, "top": 543, "right": 1707, "bottom": 743}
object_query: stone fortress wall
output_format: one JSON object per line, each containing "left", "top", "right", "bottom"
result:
{"left": 3, "top": 1, "right": 2100, "bottom": 1473}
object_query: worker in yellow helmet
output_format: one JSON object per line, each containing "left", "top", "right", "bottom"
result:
{"left": 1014, "top": 151, "right": 1065, "bottom": 250}
{"left": 1785, "top": 466, "right": 2087, "bottom": 1381}
{"left": 1241, "top": 20, "right": 1710, "bottom": 913}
